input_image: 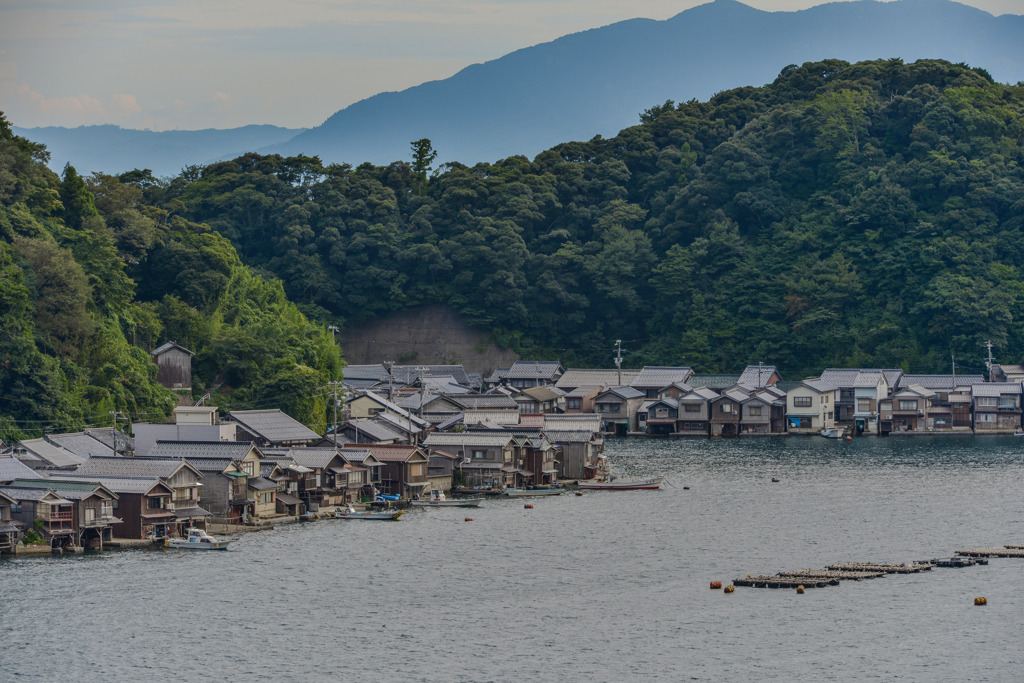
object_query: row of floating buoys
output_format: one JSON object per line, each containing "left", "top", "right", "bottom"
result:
{"left": 710, "top": 581, "right": 722, "bottom": 589}
{"left": 524, "top": 504, "right": 534, "bottom": 509}
{"left": 975, "top": 597, "right": 987, "bottom": 605}
{"left": 464, "top": 517, "right": 474, "bottom": 522}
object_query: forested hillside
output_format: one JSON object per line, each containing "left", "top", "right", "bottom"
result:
{"left": 0, "top": 116, "right": 341, "bottom": 442}
{"left": 162, "top": 59, "right": 1024, "bottom": 377}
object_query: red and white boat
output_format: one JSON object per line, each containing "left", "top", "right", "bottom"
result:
{"left": 578, "top": 476, "right": 663, "bottom": 491}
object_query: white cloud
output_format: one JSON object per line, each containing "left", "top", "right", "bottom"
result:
{"left": 3, "top": 83, "right": 146, "bottom": 127}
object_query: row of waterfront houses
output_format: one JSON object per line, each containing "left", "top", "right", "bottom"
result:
{"left": 0, "top": 402, "right": 605, "bottom": 553}
{"left": 343, "top": 359, "right": 1024, "bottom": 437}
{"left": 5, "top": 355, "right": 1024, "bottom": 554}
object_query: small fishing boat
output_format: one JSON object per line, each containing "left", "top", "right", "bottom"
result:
{"left": 578, "top": 476, "right": 663, "bottom": 491}
{"left": 820, "top": 427, "right": 844, "bottom": 439}
{"left": 410, "top": 489, "right": 483, "bottom": 507}
{"left": 165, "top": 527, "right": 229, "bottom": 550}
{"left": 331, "top": 505, "right": 404, "bottom": 520}
{"left": 502, "top": 487, "right": 565, "bottom": 497}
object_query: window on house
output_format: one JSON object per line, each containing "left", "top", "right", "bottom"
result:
{"left": 240, "top": 461, "right": 255, "bottom": 476}
{"left": 977, "top": 397, "right": 997, "bottom": 407}
{"left": 898, "top": 400, "right": 918, "bottom": 410}
{"left": 473, "top": 450, "right": 487, "bottom": 459}
{"left": 655, "top": 408, "right": 668, "bottom": 418}
{"left": 976, "top": 412, "right": 995, "bottom": 422}
{"left": 721, "top": 403, "right": 732, "bottom": 413}
{"left": 857, "top": 399, "right": 872, "bottom": 412}
{"left": 749, "top": 406, "right": 762, "bottom": 416}
{"left": 997, "top": 397, "right": 1017, "bottom": 409}
{"left": 568, "top": 398, "right": 581, "bottom": 410}
{"left": 148, "top": 497, "right": 165, "bottom": 510}
{"left": 684, "top": 404, "right": 700, "bottom": 413}
{"left": 793, "top": 396, "right": 812, "bottom": 408}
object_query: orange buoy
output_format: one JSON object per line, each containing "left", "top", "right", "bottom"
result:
{"left": 975, "top": 597, "right": 987, "bottom": 605}
{"left": 845, "top": 436, "right": 852, "bottom": 441}
{"left": 464, "top": 517, "right": 474, "bottom": 522}
{"left": 710, "top": 581, "right": 722, "bottom": 590}
{"left": 796, "top": 585, "right": 805, "bottom": 594}
{"left": 723, "top": 585, "right": 735, "bottom": 593}
{"left": 524, "top": 504, "right": 534, "bottom": 509}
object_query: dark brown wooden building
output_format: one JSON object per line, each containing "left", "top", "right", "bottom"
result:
{"left": 151, "top": 341, "right": 194, "bottom": 392}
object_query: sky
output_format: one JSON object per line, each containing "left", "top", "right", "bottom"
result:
{"left": 1, "top": 0, "right": 1020, "bottom": 131}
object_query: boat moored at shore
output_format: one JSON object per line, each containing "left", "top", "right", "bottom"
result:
{"left": 164, "top": 527, "right": 229, "bottom": 550}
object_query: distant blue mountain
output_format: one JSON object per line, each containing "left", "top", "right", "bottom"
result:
{"left": 14, "top": 0, "right": 1024, "bottom": 173}
{"left": 266, "top": 0, "right": 1024, "bottom": 166}
{"left": 11, "top": 124, "right": 307, "bottom": 177}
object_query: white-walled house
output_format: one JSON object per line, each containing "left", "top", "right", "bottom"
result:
{"left": 785, "top": 380, "right": 837, "bottom": 434}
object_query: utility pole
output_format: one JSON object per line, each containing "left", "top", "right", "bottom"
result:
{"left": 413, "top": 365, "right": 429, "bottom": 447}
{"left": 108, "top": 410, "right": 124, "bottom": 457}
{"left": 951, "top": 350, "right": 956, "bottom": 387}
{"left": 614, "top": 339, "right": 623, "bottom": 386}
{"left": 385, "top": 360, "right": 395, "bottom": 401}
{"left": 985, "top": 340, "right": 994, "bottom": 381}
{"left": 329, "top": 381, "right": 342, "bottom": 447}
{"left": 327, "top": 325, "right": 341, "bottom": 447}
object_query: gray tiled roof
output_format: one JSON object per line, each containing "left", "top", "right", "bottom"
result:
{"left": 852, "top": 372, "right": 884, "bottom": 388}
{"left": 501, "top": 360, "right": 564, "bottom": 380}
{"left": 688, "top": 374, "right": 742, "bottom": 390}
{"left": 47, "top": 432, "right": 117, "bottom": 459}
{"left": 226, "top": 409, "right": 320, "bottom": 444}
{"left": 341, "top": 419, "right": 404, "bottom": 442}
{"left": 18, "top": 438, "right": 85, "bottom": 468}
{"left": 738, "top": 365, "right": 780, "bottom": 387}
{"left": 0, "top": 457, "right": 43, "bottom": 483}
{"left": 820, "top": 368, "right": 904, "bottom": 389}
{"left": 596, "top": 387, "right": 645, "bottom": 400}
{"left": 680, "top": 388, "right": 720, "bottom": 401}
{"left": 630, "top": 366, "right": 693, "bottom": 388}
{"left": 151, "top": 341, "right": 194, "bottom": 357}
{"left": 74, "top": 456, "right": 202, "bottom": 480}
{"left": 972, "top": 382, "right": 1023, "bottom": 397}
{"left": 898, "top": 374, "right": 986, "bottom": 390}
{"left": 564, "top": 385, "right": 601, "bottom": 398}
{"left": 148, "top": 441, "right": 257, "bottom": 461}
{"left": 248, "top": 476, "right": 279, "bottom": 491}
{"left": 82, "top": 428, "right": 133, "bottom": 453}
{"left": 0, "top": 486, "right": 70, "bottom": 503}
{"left": 643, "top": 397, "right": 679, "bottom": 410}
{"left": 49, "top": 474, "right": 169, "bottom": 495}
{"left": 283, "top": 448, "right": 343, "bottom": 470}
{"left": 556, "top": 369, "right": 642, "bottom": 389}
{"left": 543, "top": 414, "right": 602, "bottom": 430}
{"left": 354, "top": 392, "right": 428, "bottom": 427}
{"left": 343, "top": 364, "right": 391, "bottom": 382}
{"left": 423, "top": 433, "right": 515, "bottom": 447}
{"left": 453, "top": 394, "right": 519, "bottom": 410}
{"left": 801, "top": 379, "right": 837, "bottom": 393}
{"left": 390, "top": 365, "right": 471, "bottom": 385}
{"left": 543, "top": 430, "right": 598, "bottom": 443}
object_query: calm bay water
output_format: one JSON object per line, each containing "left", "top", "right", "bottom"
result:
{"left": 2, "top": 436, "right": 1023, "bottom": 681}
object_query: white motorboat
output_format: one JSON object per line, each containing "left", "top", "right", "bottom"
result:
{"left": 820, "top": 427, "right": 844, "bottom": 439}
{"left": 410, "top": 490, "right": 483, "bottom": 507}
{"left": 502, "top": 487, "right": 565, "bottom": 497}
{"left": 165, "top": 527, "right": 229, "bottom": 550}
{"left": 578, "top": 476, "right": 663, "bottom": 491}
{"left": 331, "top": 505, "right": 404, "bottom": 520}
